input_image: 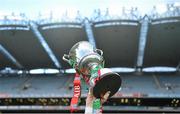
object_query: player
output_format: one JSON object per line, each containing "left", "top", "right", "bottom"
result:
{"left": 85, "top": 88, "right": 110, "bottom": 114}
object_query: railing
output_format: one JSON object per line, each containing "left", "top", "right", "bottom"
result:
{"left": 0, "top": 4, "right": 179, "bottom": 26}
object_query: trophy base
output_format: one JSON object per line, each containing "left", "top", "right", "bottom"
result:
{"left": 93, "top": 72, "right": 121, "bottom": 98}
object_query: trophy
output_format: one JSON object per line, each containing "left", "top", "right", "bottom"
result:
{"left": 63, "top": 41, "right": 121, "bottom": 98}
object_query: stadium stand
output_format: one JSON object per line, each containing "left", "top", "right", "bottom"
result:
{"left": 39, "top": 22, "right": 88, "bottom": 69}
{"left": 143, "top": 17, "right": 180, "bottom": 68}
{"left": 92, "top": 20, "right": 140, "bottom": 68}
{"left": 0, "top": 28, "right": 54, "bottom": 69}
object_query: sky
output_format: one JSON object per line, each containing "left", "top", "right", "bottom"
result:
{"left": 0, "top": 0, "right": 179, "bottom": 19}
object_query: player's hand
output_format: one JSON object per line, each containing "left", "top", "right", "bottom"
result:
{"left": 86, "top": 87, "right": 110, "bottom": 107}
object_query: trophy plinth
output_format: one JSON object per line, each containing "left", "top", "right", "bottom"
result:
{"left": 63, "top": 41, "right": 121, "bottom": 98}
{"left": 92, "top": 68, "right": 121, "bottom": 98}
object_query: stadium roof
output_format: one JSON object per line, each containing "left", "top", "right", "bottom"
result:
{"left": 0, "top": 1, "right": 180, "bottom": 73}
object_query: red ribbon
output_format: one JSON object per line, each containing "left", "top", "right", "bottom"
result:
{"left": 70, "top": 69, "right": 103, "bottom": 113}
{"left": 70, "top": 72, "right": 81, "bottom": 113}
{"left": 94, "top": 69, "right": 101, "bottom": 84}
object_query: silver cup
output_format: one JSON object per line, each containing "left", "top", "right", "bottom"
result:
{"left": 63, "top": 41, "right": 121, "bottom": 98}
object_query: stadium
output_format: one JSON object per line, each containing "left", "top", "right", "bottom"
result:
{"left": 0, "top": 0, "right": 180, "bottom": 113}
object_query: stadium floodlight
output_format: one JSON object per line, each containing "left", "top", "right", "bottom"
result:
{"left": 29, "top": 69, "right": 59, "bottom": 74}
{"left": 143, "top": 67, "right": 176, "bottom": 72}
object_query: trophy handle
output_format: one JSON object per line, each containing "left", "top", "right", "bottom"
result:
{"left": 95, "top": 49, "right": 103, "bottom": 56}
{"left": 63, "top": 54, "right": 70, "bottom": 63}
